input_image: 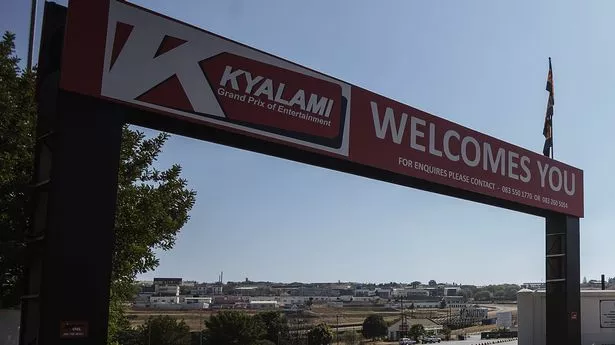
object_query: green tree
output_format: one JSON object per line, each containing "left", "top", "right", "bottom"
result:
{"left": 408, "top": 324, "right": 425, "bottom": 342}
{"left": 439, "top": 299, "right": 447, "bottom": 309}
{"left": 253, "top": 311, "right": 290, "bottom": 345}
{"left": 251, "top": 340, "right": 276, "bottom": 345}
{"left": 203, "top": 311, "right": 265, "bottom": 345}
{"left": 109, "top": 126, "right": 197, "bottom": 344}
{"left": 457, "top": 289, "right": 471, "bottom": 300}
{"left": 305, "top": 296, "right": 314, "bottom": 309}
{"left": 442, "top": 326, "right": 452, "bottom": 341}
{"left": 114, "top": 328, "right": 140, "bottom": 345}
{"left": 307, "top": 323, "right": 332, "bottom": 345}
{"left": 0, "top": 32, "right": 37, "bottom": 308}
{"left": 474, "top": 290, "right": 491, "bottom": 301}
{"left": 428, "top": 280, "right": 437, "bottom": 287}
{"left": 0, "top": 31, "right": 197, "bottom": 342}
{"left": 361, "top": 314, "right": 387, "bottom": 340}
{"left": 342, "top": 330, "right": 360, "bottom": 345}
{"left": 137, "top": 316, "right": 191, "bottom": 345}
{"left": 410, "top": 281, "right": 421, "bottom": 289}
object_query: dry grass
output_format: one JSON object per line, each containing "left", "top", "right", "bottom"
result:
{"left": 451, "top": 324, "right": 498, "bottom": 335}
{"left": 125, "top": 305, "right": 491, "bottom": 333}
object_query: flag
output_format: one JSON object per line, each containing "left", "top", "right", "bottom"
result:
{"left": 543, "top": 58, "right": 554, "bottom": 157}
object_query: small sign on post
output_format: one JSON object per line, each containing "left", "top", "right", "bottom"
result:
{"left": 60, "top": 321, "right": 88, "bottom": 338}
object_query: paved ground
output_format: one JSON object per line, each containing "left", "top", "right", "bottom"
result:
{"left": 443, "top": 334, "right": 518, "bottom": 345}
{"left": 362, "top": 335, "right": 518, "bottom": 345}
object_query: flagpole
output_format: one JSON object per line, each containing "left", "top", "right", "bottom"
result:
{"left": 549, "top": 57, "right": 554, "bottom": 159}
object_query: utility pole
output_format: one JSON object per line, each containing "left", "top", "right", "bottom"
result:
{"left": 400, "top": 293, "right": 404, "bottom": 338}
{"left": 200, "top": 317, "right": 203, "bottom": 345}
{"left": 336, "top": 314, "right": 339, "bottom": 344}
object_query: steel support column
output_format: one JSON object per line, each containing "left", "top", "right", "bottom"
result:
{"left": 20, "top": 5, "right": 124, "bottom": 343}
{"left": 546, "top": 214, "right": 581, "bottom": 345}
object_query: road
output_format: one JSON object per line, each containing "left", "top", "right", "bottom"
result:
{"left": 444, "top": 334, "right": 517, "bottom": 345}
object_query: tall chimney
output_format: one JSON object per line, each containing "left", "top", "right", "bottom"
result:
{"left": 602, "top": 274, "right": 606, "bottom": 290}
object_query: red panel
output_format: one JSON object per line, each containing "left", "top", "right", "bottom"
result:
{"left": 349, "top": 87, "right": 584, "bottom": 217}
{"left": 154, "top": 35, "right": 187, "bottom": 58}
{"left": 136, "top": 75, "right": 194, "bottom": 113}
{"left": 57, "top": 0, "right": 584, "bottom": 217}
{"left": 110, "top": 22, "right": 133, "bottom": 69}
{"left": 200, "top": 53, "right": 343, "bottom": 140}
{"left": 60, "top": 0, "right": 110, "bottom": 96}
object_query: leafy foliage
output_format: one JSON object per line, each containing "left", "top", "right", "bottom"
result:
{"left": 254, "top": 311, "right": 290, "bottom": 345}
{"left": 307, "top": 323, "right": 332, "bottom": 345}
{"left": 111, "top": 127, "right": 196, "bottom": 302}
{"left": 442, "top": 326, "right": 452, "bottom": 340}
{"left": 0, "top": 31, "right": 37, "bottom": 308}
{"left": 251, "top": 340, "right": 276, "bottom": 345}
{"left": 361, "top": 314, "right": 387, "bottom": 340}
{"left": 136, "top": 316, "right": 191, "bottom": 345}
{"left": 474, "top": 290, "right": 492, "bottom": 301}
{"left": 342, "top": 330, "right": 361, "bottom": 345}
{"left": 0, "top": 31, "right": 196, "bottom": 343}
{"left": 203, "top": 311, "right": 266, "bottom": 345}
{"left": 408, "top": 324, "right": 425, "bottom": 341}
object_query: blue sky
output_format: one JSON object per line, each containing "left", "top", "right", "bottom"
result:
{"left": 2, "top": 0, "right": 613, "bottom": 286}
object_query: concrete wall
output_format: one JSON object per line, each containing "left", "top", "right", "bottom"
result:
{"left": 518, "top": 289, "right": 615, "bottom": 345}
{"left": 0, "top": 309, "right": 20, "bottom": 345}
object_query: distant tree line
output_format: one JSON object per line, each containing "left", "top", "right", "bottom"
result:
{"left": 114, "top": 310, "right": 396, "bottom": 345}
{"left": 116, "top": 310, "right": 340, "bottom": 345}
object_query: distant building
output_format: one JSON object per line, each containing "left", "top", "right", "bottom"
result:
{"left": 387, "top": 318, "right": 443, "bottom": 341}
{"left": 444, "top": 287, "right": 462, "bottom": 296}
{"left": 150, "top": 296, "right": 180, "bottom": 304}
{"left": 152, "top": 277, "right": 181, "bottom": 302}
{"left": 376, "top": 289, "right": 392, "bottom": 299}
{"left": 407, "top": 289, "right": 430, "bottom": 297}
{"left": 521, "top": 282, "right": 545, "bottom": 290}
{"left": 354, "top": 289, "right": 375, "bottom": 297}
{"left": 518, "top": 289, "right": 615, "bottom": 345}
{"left": 153, "top": 278, "right": 182, "bottom": 285}
{"left": 249, "top": 301, "right": 279, "bottom": 310}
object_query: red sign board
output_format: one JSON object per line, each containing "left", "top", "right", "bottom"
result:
{"left": 60, "top": 0, "right": 584, "bottom": 217}
{"left": 60, "top": 321, "right": 88, "bottom": 338}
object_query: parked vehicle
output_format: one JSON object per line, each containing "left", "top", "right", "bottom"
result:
{"left": 399, "top": 337, "right": 417, "bottom": 345}
{"left": 422, "top": 336, "right": 441, "bottom": 343}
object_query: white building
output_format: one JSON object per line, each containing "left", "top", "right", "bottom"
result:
{"left": 496, "top": 311, "right": 513, "bottom": 329}
{"left": 518, "top": 289, "right": 615, "bottom": 345}
{"left": 155, "top": 285, "right": 180, "bottom": 296}
{"left": 249, "top": 301, "right": 279, "bottom": 310}
{"left": 443, "top": 287, "right": 461, "bottom": 296}
{"left": 153, "top": 278, "right": 181, "bottom": 297}
{"left": 407, "top": 289, "right": 430, "bottom": 297}
{"left": 387, "top": 319, "right": 443, "bottom": 341}
{"left": 275, "top": 296, "right": 308, "bottom": 306}
{"left": 183, "top": 297, "right": 212, "bottom": 305}
{"left": 150, "top": 296, "right": 180, "bottom": 304}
